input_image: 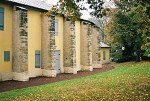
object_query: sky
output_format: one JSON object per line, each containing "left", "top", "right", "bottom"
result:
{"left": 47, "top": 0, "right": 58, "bottom": 5}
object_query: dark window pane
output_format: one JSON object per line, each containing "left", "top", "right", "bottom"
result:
{"left": 35, "top": 50, "right": 40, "bottom": 68}
{"left": 4, "top": 51, "right": 10, "bottom": 61}
{"left": 0, "top": 7, "right": 4, "bottom": 30}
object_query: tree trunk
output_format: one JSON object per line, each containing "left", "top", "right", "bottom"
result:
{"left": 136, "top": 49, "right": 140, "bottom": 62}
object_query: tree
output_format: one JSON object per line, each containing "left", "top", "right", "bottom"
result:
{"left": 110, "top": 0, "right": 150, "bottom": 62}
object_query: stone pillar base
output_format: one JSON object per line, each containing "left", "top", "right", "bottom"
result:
{"left": 81, "top": 65, "right": 93, "bottom": 71}
{"left": 42, "top": 69, "right": 56, "bottom": 77}
{"left": 100, "top": 60, "right": 111, "bottom": 65}
{"left": 64, "top": 67, "right": 77, "bottom": 74}
{"left": 93, "top": 64, "right": 102, "bottom": 68}
{"left": 13, "top": 72, "right": 29, "bottom": 81}
{"left": 76, "top": 65, "right": 81, "bottom": 71}
{"left": 1, "top": 72, "right": 13, "bottom": 81}
{"left": 28, "top": 69, "right": 42, "bottom": 78}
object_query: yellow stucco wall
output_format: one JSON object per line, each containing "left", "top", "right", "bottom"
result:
{"left": 0, "top": 4, "right": 12, "bottom": 72}
{"left": 100, "top": 48, "right": 110, "bottom": 61}
{"left": 75, "top": 21, "right": 81, "bottom": 70}
{"left": 55, "top": 16, "right": 64, "bottom": 72}
{"left": 28, "top": 9, "right": 41, "bottom": 71}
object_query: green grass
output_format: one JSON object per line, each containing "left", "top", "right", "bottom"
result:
{"left": 0, "top": 61, "right": 150, "bottom": 101}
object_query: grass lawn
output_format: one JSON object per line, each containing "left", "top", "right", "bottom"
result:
{"left": 0, "top": 61, "right": 150, "bottom": 101}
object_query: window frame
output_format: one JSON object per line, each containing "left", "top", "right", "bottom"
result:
{"left": 103, "top": 51, "right": 106, "bottom": 60}
{"left": 0, "top": 7, "right": 4, "bottom": 30}
{"left": 35, "top": 50, "right": 40, "bottom": 68}
{"left": 4, "top": 51, "right": 10, "bottom": 61}
{"left": 55, "top": 19, "right": 58, "bottom": 36}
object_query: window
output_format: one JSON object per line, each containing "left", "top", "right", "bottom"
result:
{"left": 35, "top": 50, "right": 40, "bottom": 68}
{"left": 0, "top": 7, "right": 4, "bottom": 30}
{"left": 55, "top": 19, "right": 58, "bottom": 36}
{"left": 103, "top": 51, "right": 106, "bottom": 60}
{"left": 4, "top": 51, "right": 10, "bottom": 61}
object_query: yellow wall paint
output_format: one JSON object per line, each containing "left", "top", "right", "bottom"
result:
{"left": 28, "top": 10, "right": 41, "bottom": 70}
{"left": 55, "top": 16, "right": 64, "bottom": 72}
{"left": 75, "top": 21, "right": 81, "bottom": 69}
{"left": 100, "top": 48, "right": 110, "bottom": 61}
{"left": 0, "top": 4, "right": 12, "bottom": 72}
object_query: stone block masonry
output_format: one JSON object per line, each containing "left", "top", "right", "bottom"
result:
{"left": 12, "top": 6, "right": 29, "bottom": 81}
{"left": 92, "top": 26, "right": 102, "bottom": 68}
{"left": 41, "top": 15, "right": 56, "bottom": 77}
{"left": 63, "top": 19, "right": 77, "bottom": 74}
{"left": 80, "top": 21, "right": 93, "bottom": 71}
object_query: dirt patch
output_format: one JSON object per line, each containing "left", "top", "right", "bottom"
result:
{"left": 0, "top": 64, "right": 114, "bottom": 92}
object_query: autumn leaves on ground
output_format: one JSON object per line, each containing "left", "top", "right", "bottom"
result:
{"left": 0, "top": 61, "right": 150, "bottom": 101}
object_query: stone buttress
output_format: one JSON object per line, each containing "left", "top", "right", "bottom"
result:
{"left": 80, "top": 21, "right": 93, "bottom": 71}
{"left": 92, "top": 26, "right": 102, "bottom": 68}
{"left": 41, "top": 15, "right": 56, "bottom": 77}
{"left": 63, "top": 19, "right": 77, "bottom": 74}
{"left": 12, "top": 6, "right": 29, "bottom": 81}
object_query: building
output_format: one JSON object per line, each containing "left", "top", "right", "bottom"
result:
{"left": 100, "top": 42, "right": 111, "bottom": 64}
{"left": 0, "top": 0, "right": 108, "bottom": 81}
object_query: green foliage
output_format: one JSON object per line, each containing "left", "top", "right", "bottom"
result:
{"left": 143, "top": 49, "right": 150, "bottom": 57}
{"left": 110, "top": 0, "right": 150, "bottom": 61}
{"left": 111, "top": 44, "right": 123, "bottom": 62}
{"left": 49, "top": 0, "right": 82, "bottom": 20}
{"left": 0, "top": 62, "right": 150, "bottom": 100}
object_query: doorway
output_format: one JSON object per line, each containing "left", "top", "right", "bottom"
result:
{"left": 55, "top": 50, "right": 61, "bottom": 74}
